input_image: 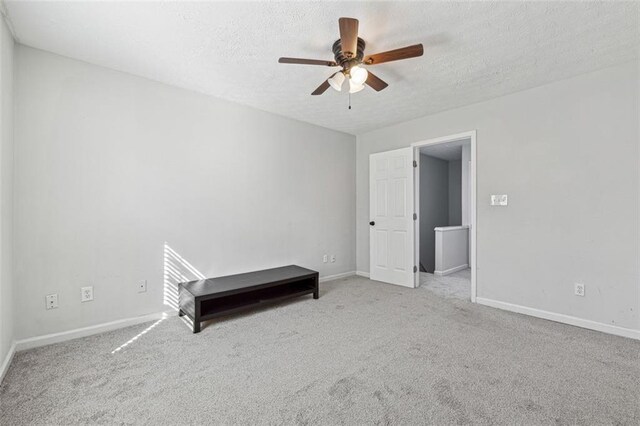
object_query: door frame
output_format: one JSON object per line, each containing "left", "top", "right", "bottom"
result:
{"left": 411, "top": 130, "right": 477, "bottom": 302}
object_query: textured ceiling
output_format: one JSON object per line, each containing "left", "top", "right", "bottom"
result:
{"left": 4, "top": 1, "right": 639, "bottom": 135}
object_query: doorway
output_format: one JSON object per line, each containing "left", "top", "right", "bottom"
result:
{"left": 367, "top": 131, "right": 476, "bottom": 300}
{"left": 412, "top": 131, "right": 476, "bottom": 301}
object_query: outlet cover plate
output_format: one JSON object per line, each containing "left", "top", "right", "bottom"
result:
{"left": 81, "top": 286, "right": 94, "bottom": 302}
{"left": 575, "top": 283, "right": 585, "bottom": 297}
{"left": 46, "top": 294, "right": 58, "bottom": 310}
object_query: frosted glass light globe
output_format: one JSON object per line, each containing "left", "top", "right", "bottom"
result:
{"left": 328, "top": 72, "right": 345, "bottom": 91}
{"left": 349, "top": 79, "right": 364, "bottom": 93}
{"left": 349, "top": 65, "right": 368, "bottom": 85}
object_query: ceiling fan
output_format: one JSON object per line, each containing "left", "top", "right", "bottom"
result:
{"left": 278, "top": 17, "right": 424, "bottom": 96}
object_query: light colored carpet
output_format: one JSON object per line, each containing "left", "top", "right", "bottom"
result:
{"left": 420, "top": 269, "right": 471, "bottom": 300}
{"left": 1, "top": 275, "right": 639, "bottom": 425}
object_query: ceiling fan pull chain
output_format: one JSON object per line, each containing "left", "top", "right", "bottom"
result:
{"left": 349, "top": 92, "right": 351, "bottom": 110}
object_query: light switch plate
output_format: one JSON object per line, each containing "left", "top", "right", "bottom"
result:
{"left": 491, "top": 194, "right": 508, "bottom": 206}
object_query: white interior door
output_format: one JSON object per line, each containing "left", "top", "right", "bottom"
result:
{"left": 369, "top": 147, "right": 415, "bottom": 287}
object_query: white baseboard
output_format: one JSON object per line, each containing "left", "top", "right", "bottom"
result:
{"left": 356, "top": 271, "right": 370, "bottom": 278}
{"left": 11, "top": 272, "right": 357, "bottom": 354}
{"left": 476, "top": 297, "right": 640, "bottom": 341}
{"left": 319, "top": 271, "right": 355, "bottom": 282}
{"left": 434, "top": 264, "right": 468, "bottom": 276}
{"left": 0, "top": 342, "right": 16, "bottom": 384}
{"left": 14, "top": 310, "right": 171, "bottom": 352}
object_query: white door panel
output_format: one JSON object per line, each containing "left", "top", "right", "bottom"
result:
{"left": 369, "top": 147, "right": 415, "bottom": 287}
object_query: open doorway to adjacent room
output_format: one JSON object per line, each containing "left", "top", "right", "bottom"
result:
{"left": 413, "top": 132, "right": 476, "bottom": 301}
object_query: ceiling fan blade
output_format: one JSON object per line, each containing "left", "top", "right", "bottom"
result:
{"left": 364, "top": 44, "right": 424, "bottom": 65}
{"left": 311, "top": 79, "right": 331, "bottom": 96}
{"left": 339, "top": 17, "right": 359, "bottom": 58}
{"left": 365, "top": 71, "right": 389, "bottom": 92}
{"left": 279, "top": 57, "right": 338, "bottom": 66}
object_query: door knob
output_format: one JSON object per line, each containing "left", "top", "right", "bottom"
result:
{"left": 369, "top": 221, "right": 375, "bottom": 226}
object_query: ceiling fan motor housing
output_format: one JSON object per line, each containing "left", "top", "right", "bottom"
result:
{"left": 332, "top": 37, "right": 366, "bottom": 69}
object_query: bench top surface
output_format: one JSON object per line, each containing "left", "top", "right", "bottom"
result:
{"left": 180, "top": 265, "right": 318, "bottom": 297}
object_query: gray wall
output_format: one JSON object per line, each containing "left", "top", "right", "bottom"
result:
{"left": 0, "top": 17, "right": 14, "bottom": 373}
{"left": 448, "top": 160, "right": 462, "bottom": 225}
{"left": 14, "top": 46, "right": 356, "bottom": 340}
{"left": 419, "top": 154, "right": 449, "bottom": 272}
{"left": 356, "top": 61, "right": 639, "bottom": 332}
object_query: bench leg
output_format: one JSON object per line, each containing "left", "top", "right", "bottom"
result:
{"left": 313, "top": 274, "right": 319, "bottom": 299}
{"left": 192, "top": 300, "right": 201, "bottom": 333}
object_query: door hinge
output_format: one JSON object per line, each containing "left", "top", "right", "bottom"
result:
{"left": 413, "top": 265, "right": 417, "bottom": 273}
{"left": 413, "top": 213, "right": 417, "bottom": 220}
{"left": 413, "top": 160, "right": 417, "bottom": 168}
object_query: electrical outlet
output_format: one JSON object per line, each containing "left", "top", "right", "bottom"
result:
{"left": 575, "top": 283, "right": 585, "bottom": 297}
{"left": 322, "top": 254, "right": 328, "bottom": 263}
{"left": 81, "top": 286, "right": 93, "bottom": 302}
{"left": 138, "top": 280, "right": 147, "bottom": 293}
{"left": 330, "top": 254, "right": 336, "bottom": 263}
{"left": 45, "top": 294, "right": 58, "bottom": 310}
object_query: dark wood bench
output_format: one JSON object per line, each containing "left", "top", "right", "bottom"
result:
{"left": 178, "top": 265, "right": 319, "bottom": 333}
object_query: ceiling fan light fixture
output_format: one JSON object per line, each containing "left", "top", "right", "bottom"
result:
{"left": 349, "top": 79, "right": 365, "bottom": 94}
{"left": 278, "top": 17, "right": 424, "bottom": 98}
{"left": 349, "top": 65, "right": 368, "bottom": 85}
{"left": 328, "top": 72, "right": 345, "bottom": 91}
